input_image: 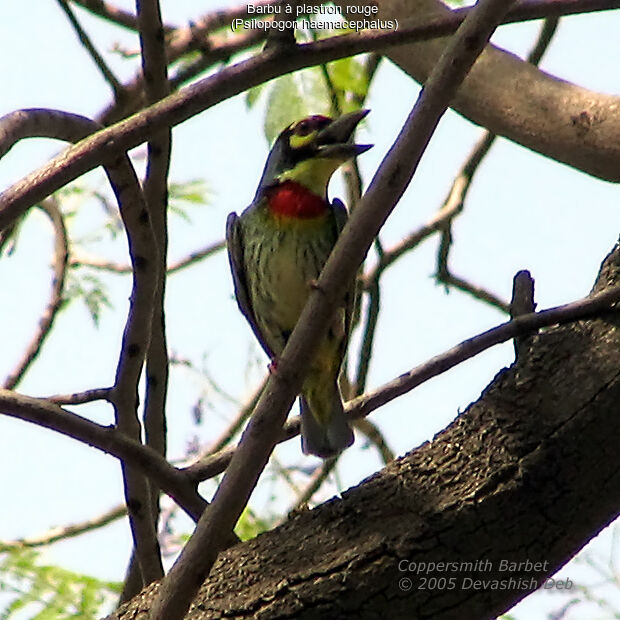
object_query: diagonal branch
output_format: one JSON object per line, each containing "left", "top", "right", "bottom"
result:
{"left": 105, "top": 247, "right": 620, "bottom": 620}
{"left": 70, "top": 0, "right": 173, "bottom": 32}
{"left": 57, "top": 0, "right": 125, "bottom": 100}
{"left": 69, "top": 239, "right": 226, "bottom": 275}
{"left": 0, "top": 504, "right": 126, "bottom": 550}
{"left": 435, "top": 17, "right": 559, "bottom": 314}
{"left": 148, "top": 0, "right": 518, "bottom": 617}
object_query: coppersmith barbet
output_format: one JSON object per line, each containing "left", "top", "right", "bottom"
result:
{"left": 226, "top": 110, "right": 372, "bottom": 457}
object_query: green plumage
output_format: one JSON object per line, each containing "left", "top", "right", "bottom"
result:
{"left": 227, "top": 199, "right": 354, "bottom": 457}
{"left": 226, "top": 111, "right": 371, "bottom": 457}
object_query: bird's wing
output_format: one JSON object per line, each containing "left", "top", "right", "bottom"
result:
{"left": 226, "top": 212, "right": 275, "bottom": 359}
{"left": 331, "top": 198, "right": 358, "bottom": 349}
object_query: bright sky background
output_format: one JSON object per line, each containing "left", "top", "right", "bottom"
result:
{"left": 1, "top": 1, "right": 619, "bottom": 618}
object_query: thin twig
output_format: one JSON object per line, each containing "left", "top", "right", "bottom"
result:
{"left": 2, "top": 199, "right": 68, "bottom": 390}
{"left": 46, "top": 386, "right": 112, "bottom": 405}
{"left": 70, "top": 0, "right": 174, "bottom": 32}
{"left": 57, "top": 0, "right": 125, "bottom": 100}
{"left": 435, "top": 17, "right": 559, "bottom": 313}
{"left": 361, "top": 191, "right": 464, "bottom": 289}
{"left": 70, "top": 239, "right": 225, "bottom": 274}
{"left": 0, "top": 504, "right": 126, "bottom": 550}
{"left": 353, "top": 276, "right": 380, "bottom": 395}
{"left": 100, "top": 25, "right": 266, "bottom": 124}
{"left": 0, "top": 389, "right": 207, "bottom": 521}
{"left": 206, "top": 378, "right": 266, "bottom": 456}
{"left": 353, "top": 417, "right": 395, "bottom": 464}
{"left": 291, "top": 458, "right": 338, "bottom": 512}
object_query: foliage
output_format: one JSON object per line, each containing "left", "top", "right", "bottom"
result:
{"left": 0, "top": 549, "right": 120, "bottom": 620}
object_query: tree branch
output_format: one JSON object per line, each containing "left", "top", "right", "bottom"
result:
{"left": 69, "top": 239, "right": 225, "bottom": 275}
{"left": 434, "top": 17, "right": 558, "bottom": 315}
{"left": 183, "top": 278, "right": 620, "bottom": 482}
{"left": 116, "top": 0, "right": 172, "bottom": 598}
{"left": 0, "top": 504, "right": 126, "bottom": 550}
{"left": 106, "top": 247, "right": 620, "bottom": 620}
{"left": 2, "top": 199, "right": 68, "bottom": 390}
{"left": 148, "top": 1, "right": 517, "bottom": 617}
{"left": 0, "top": 390, "right": 207, "bottom": 521}
{"left": 339, "top": 0, "right": 619, "bottom": 180}
{"left": 57, "top": 0, "right": 125, "bottom": 100}
{"left": 3, "top": 0, "right": 619, "bottom": 233}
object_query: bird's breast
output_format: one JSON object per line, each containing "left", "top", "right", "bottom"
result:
{"left": 243, "top": 212, "right": 337, "bottom": 343}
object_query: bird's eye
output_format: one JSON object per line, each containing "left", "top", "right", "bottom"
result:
{"left": 295, "top": 120, "right": 312, "bottom": 136}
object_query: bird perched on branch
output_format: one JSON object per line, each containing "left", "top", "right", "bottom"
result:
{"left": 226, "top": 110, "right": 372, "bottom": 457}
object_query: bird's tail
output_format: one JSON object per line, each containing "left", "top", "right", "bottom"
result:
{"left": 300, "top": 381, "right": 354, "bottom": 458}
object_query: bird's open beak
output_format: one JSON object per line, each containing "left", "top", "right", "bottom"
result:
{"left": 315, "top": 109, "right": 372, "bottom": 160}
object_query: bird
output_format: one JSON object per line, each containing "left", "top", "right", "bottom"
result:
{"left": 226, "top": 109, "right": 372, "bottom": 457}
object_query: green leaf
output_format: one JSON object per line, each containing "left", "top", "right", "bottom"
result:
{"left": 328, "top": 56, "right": 370, "bottom": 104}
{"left": 0, "top": 548, "right": 119, "bottom": 619}
{"left": 168, "top": 179, "right": 210, "bottom": 223}
{"left": 234, "top": 507, "right": 273, "bottom": 541}
{"left": 64, "top": 272, "right": 113, "bottom": 327}
{"left": 264, "top": 69, "right": 331, "bottom": 143}
{"left": 246, "top": 83, "right": 266, "bottom": 109}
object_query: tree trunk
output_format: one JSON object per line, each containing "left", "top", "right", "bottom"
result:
{"left": 107, "top": 245, "right": 620, "bottom": 619}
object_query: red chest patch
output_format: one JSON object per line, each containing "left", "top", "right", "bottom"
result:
{"left": 266, "top": 181, "right": 328, "bottom": 219}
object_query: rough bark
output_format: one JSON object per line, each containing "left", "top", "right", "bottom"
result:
{"left": 106, "top": 244, "right": 620, "bottom": 619}
{"left": 335, "top": 0, "right": 620, "bottom": 183}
